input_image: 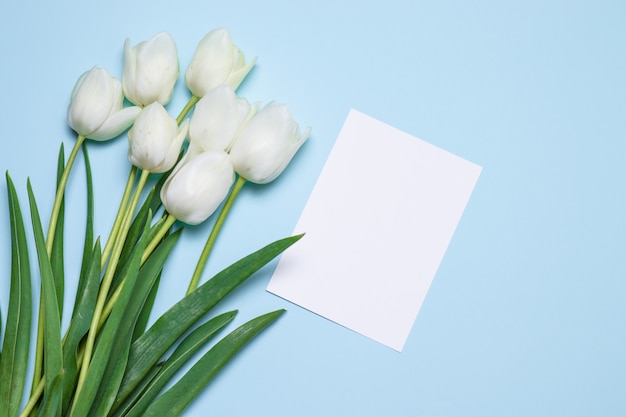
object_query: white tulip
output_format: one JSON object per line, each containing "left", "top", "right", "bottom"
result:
{"left": 127, "top": 102, "right": 188, "bottom": 173}
{"left": 161, "top": 148, "right": 234, "bottom": 225}
{"left": 188, "top": 85, "right": 256, "bottom": 152}
{"left": 67, "top": 67, "right": 140, "bottom": 140}
{"left": 185, "top": 28, "right": 257, "bottom": 98}
{"left": 123, "top": 32, "right": 179, "bottom": 106}
{"left": 229, "top": 102, "right": 310, "bottom": 184}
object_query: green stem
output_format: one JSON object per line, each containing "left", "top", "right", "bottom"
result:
{"left": 101, "top": 166, "right": 137, "bottom": 268}
{"left": 73, "top": 169, "right": 150, "bottom": 407}
{"left": 186, "top": 175, "right": 246, "bottom": 295}
{"left": 46, "top": 134, "right": 85, "bottom": 255}
{"left": 19, "top": 378, "right": 44, "bottom": 417}
{"left": 97, "top": 214, "right": 176, "bottom": 334}
{"left": 176, "top": 95, "right": 200, "bottom": 125}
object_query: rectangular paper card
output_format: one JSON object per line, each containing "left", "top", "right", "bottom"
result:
{"left": 267, "top": 109, "right": 482, "bottom": 351}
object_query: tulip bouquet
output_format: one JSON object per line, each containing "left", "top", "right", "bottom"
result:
{"left": 0, "top": 28, "right": 309, "bottom": 417}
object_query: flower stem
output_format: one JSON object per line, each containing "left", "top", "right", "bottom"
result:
{"left": 101, "top": 166, "right": 137, "bottom": 268}
{"left": 96, "top": 214, "right": 176, "bottom": 334}
{"left": 176, "top": 95, "right": 200, "bottom": 125}
{"left": 45, "top": 134, "right": 85, "bottom": 255}
{"left": 186, "top": 175, "right": 246, "bottom": 295}
{"left": 73, "top": 169, "right": 150, "bottom": 407}
{"left": 19, "top": 378, "right": 44, "bottom": 417}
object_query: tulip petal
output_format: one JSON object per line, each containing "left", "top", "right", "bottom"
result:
{"left": 189, "top": 85, "right": 253, "bottom": 152}
{"left": 161, "top": 150, "right": 234, "bottom": 225}
{"left": 226, "top": 56, "right": 257, "bottom": 91}
{"left": 155, "top": 118, "right": 188, "bottom": 173}
{"left": 88, "top": 106, "right": 141, "bottom": 141}
{"left": 122, "top": 39, "right": 138, "bottom": 104}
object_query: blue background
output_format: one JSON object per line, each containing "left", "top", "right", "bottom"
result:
{"left": 1, "top": 0, "right": 625, "bottom": 416}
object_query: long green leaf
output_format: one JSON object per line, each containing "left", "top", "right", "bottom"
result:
{"left": 131, "top": 216, "right": 176, "bottom": 343}
{"left": 131, "top": 272, "right": 160, "bottom": 343}
{"left": 147, "top": 171, "right": 167, "bottom": 214}
{"left": 112, "top": 362, "right": 163, "bottom": 417}
{"left": 0, "top": 173, "right": 32, "bottom": 417}
{"left": 86, "top": 228, "right": 181, "bottom": 417}
{"left": 51, "top": 144, "right": 65, "bottom": 317}
{"left": 27, "top": 180, "right": 63, "bottom": 415}
{"left": 117, "top": 233, "right": 303, "bottom": 403}
{"left": 70, "top": 214, "right": 152, "bottom": 417}
{"left": 111, "top": 310, "right": 237, "bottom": 417}
{"left": 142, "top": 309, "right": 285, "bottom": 417}
{"left": 61, "top": 239, "right": 101, "bottom": 414}
{"left": 36, "top": 371, "right": 64, "bottom": 417}
{"left": 74, "top": 141, "right": 95, "bottom": 316}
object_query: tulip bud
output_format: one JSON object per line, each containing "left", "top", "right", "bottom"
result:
{"left": 229, "top": 102, "right": 310, "bottom": 184}
{"left": 161, "top": 148, "right": 234, "bottom": 225}
{"left": 67, "top": 67, "right": 140, "bottom": 140}
{"left": 185, "top": 28, "right": 257, "bottom": 98}
{"left": 123, "top": 32, "right": 179, "bottom": 106}
{"left": 127, "top": 102, "right": 188, "bottom": 173}
{"left": 188, "top": 85, "right": 256, "bottom": 152}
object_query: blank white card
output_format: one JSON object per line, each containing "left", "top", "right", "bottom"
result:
{"left": 267, "top": 109, "right": 482, "bottom": 351}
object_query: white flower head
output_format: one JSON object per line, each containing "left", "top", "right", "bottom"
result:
{"left": 123, "top": 32, "right": 179, "bottom": 106}
{"left": 189, "top": 85, "right": 257, "bottom": 152}
{"left": 230, "top": 102, "right": 310, "bottom": 184}
{"left": 185, "top": 28, "right": 257, "bottom": 98}
{"left": 67, "top": 66, "right": 140, "bottom": 140}
{"left": 161, "top": 148, "right": 235, "bottom": 225}
{"left": 128, "top": 102, "right": 188, "bottom": 173}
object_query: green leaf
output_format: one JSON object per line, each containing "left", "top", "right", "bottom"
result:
{"left": 61, "top": 239, "right": 101, "bottom": 414}
{"left": 111, "top": 310, "right": 237, "bottom": 417}
{"left": 36, "top": 371, "right": 64, "bottom": 417}
{"left": 86, "top": 227, "right": 181, "bottom": 417}
{"left": 113, "top": 362, "right": 163, "bottom": 417}
{"left": 131, "top": 216, "right": 177, "bottom": 343}
{"left": 27, "top": 180, "right": 63, "bottom": 415}
{"left": 117, "top": 233, "right": 303, "bottom": 403}
{"left": 70, "top": 214, "right": 152, "bottom": 417}
{"left": 51, "top": 143, "right": 65, "bottom": 317}
{"left": 74, "top": 141, "right": 95, "bottom": 312}
{"left": 131, "top": 272, "right": 160, "bottom": 343}
{"left": 0, "top": 173, "right": 32, "bottom": 417}
{"left": 147, "top": 170, "right": 167, "bottom": 215}
{"left": 142, "top": 309, "right": 285, "bottom": 417}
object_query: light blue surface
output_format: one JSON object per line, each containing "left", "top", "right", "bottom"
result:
{"left": 1, "top": 1, "right": 625, "bottom": 416}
